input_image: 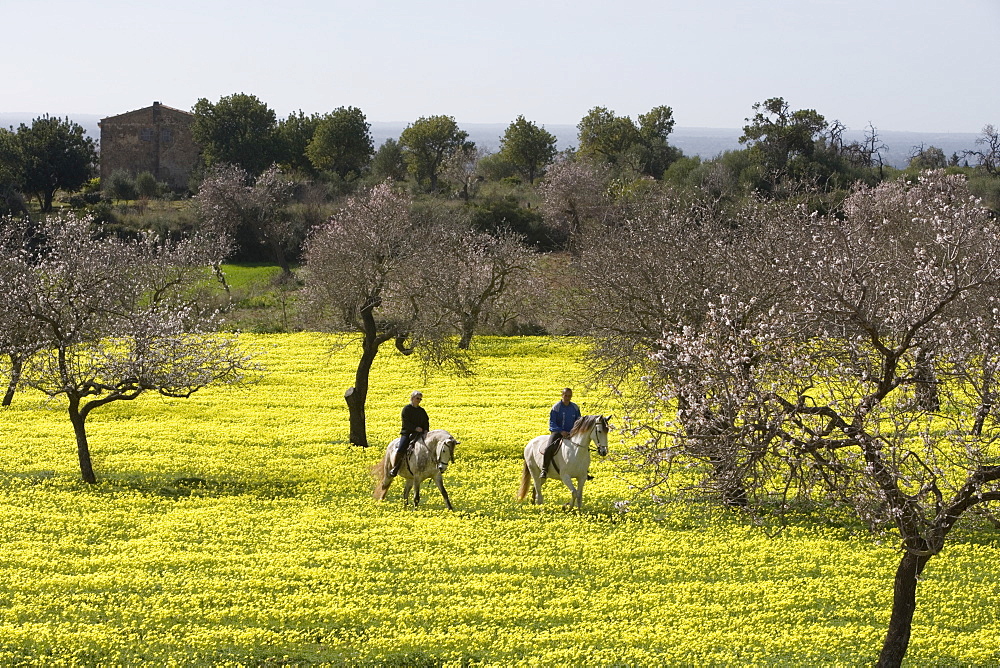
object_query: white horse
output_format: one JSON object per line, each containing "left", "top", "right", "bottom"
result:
{"left": 373, "top": 429, "right": 460, "bottom": 510}
{"left": 518, "top": 415, "right": 610, "bottom": 509}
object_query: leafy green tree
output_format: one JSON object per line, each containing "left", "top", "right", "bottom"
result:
{"left": 739, "top": 97, "right": 827, "bottom": 179}
{"left": 134, "top": 171, "right": 159, "bottom": 198}
{"left": 477, "top": 151, "right": 518, "bottom": 182}
{"left": 0, "top": 128, "right": 22, "bottom": 185}
{"left": 471, "top": 196, "right": 553, "bottom": 249}
{"left": 106, "top": 169, "right": 138, "bottom": 200}
{"left": 0, "top": 127, "right": 26, "bottom": 216}
{"left": 577, "top": 106, "right": 680, "bottom": 178}
{"left": 908, "top": 145, "right": 947, "bottom": 170}
{"left": 15, "top": 115, "right": 97, "bottom": 212}
{"left": 306, "top": 106, "right": 374, "bottom": 179}
{"left": 498, "top": 116, "right": 558, "bottom": 184}
{"left": 371, "top": 138, "right": 407, "bottom": 182}
{"left": 636, "top": 106, "right": 682, "bottom": 178}
{"left": 277, "top": 110, "right": 322, "bottom": 174}
{"left": 399, "top": 115, "right": 472, "bottom": 191}
{"left": 577, "top": 106, "right": 639, "bottom": 165}
{"left": 191, "top": 93, "right": 279, "bottom": 175}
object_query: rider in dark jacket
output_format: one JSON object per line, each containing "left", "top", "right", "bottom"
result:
{"left": 389, "top": 391, "right": 429, "bottom": 476}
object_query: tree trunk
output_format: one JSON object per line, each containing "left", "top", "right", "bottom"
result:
{"left": 677, "top": 396, "right": 749, "bottom": 506}
{"left": 68, "top": 398, "right": 97, "bottom": 484}
{"left": 876, "top": 550, "right": 931, "bottom": 668}
{"left": 345, "top": 333, "right": 380, "bottom": 447}
{"left": 458, "top": 314, "right": 476, "bottom": 350}
{"left": 972, "top": 398, "right": 992, "bottom": 436}
{"left": 913, "top": 349, "right": 940, "bottom": 412}
{"left": 708, "top": 456, "right": 749, "bottom": 507}
{"left": 2, "top": 355, "right": 22, "bottom": 406}
{"left": 269, "top": 238, "right": 292, "bottom": 276}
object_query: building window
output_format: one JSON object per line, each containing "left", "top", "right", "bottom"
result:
{"left": 160, "top": 128, "right": 173, "bottom": 143}
{"left": 139, "top": 127, "right": 153, "bottom": 142}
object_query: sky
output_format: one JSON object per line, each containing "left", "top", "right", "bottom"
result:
{"left": 3, "top": 0, "right": 998, "bottom": 133}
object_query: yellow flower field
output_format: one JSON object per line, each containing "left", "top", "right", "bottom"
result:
{"left": 1, "top": 334, "right": 997, "bottom": 666}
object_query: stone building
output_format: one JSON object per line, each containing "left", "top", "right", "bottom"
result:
{"left": 99, "top": 101, "right": 199, "bottom": 190}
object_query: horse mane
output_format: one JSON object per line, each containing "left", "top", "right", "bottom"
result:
{"left": 570, "top": 414, "right": 601, "bottom": 437}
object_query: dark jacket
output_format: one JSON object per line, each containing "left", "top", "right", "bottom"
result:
{"left": 401, "top": 403, "right": 429, "bottom": 434}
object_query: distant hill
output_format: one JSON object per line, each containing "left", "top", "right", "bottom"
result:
{"left": 2, "top": 113, "right": 982, "bottom": 169}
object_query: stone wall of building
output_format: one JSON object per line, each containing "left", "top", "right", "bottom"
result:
{"left": 99, "top": 102, "right": 199, "bottom": 191}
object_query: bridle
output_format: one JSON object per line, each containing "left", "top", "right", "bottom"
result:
{"left": 436, "top": 439, "right": 456, "bottom": 472}
{"left": 590, "top": 417, "right": 610, "bottom": 456}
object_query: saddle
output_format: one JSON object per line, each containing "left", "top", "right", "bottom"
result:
{"left": 542, "top": 436, "right": 594, "bottom": 480}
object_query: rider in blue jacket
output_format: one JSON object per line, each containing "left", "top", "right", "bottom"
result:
{"left": 541, "top": 387, "right": 581, "bottom": 478}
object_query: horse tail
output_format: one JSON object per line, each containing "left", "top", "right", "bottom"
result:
{"left": 372, "top": 451, "right": 391, "bottom": 500}
{"left": 517, "top": 459, "right": 532, "bottom": 501}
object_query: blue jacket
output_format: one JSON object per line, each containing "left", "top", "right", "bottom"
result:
{"left": 549, "top": 400, "right": 581, "bottom": 433}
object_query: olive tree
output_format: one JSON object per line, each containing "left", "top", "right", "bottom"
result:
{"left": 301, "top": 182, "right": 467, "bottom": 447}
{"left": 399, "top": 115, "right": 473, "bottom": 191}
{"left": 498, "top": 115, "right": 558, "bottom": 184}
{"left": 191, "top": 93, "right": 279, "bottom": 175}
{"left": 2, "top": 213, "right": 255, "bottom": 483}
{"left": 13, "top": 115, "right": 97, "bottom": 212}
{"left": 305, "top": 106, "right": 373, "bottom": 179}
{"left": 592, "top": 172, "right": 1000, "bottom": 666}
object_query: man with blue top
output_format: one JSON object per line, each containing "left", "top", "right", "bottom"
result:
{"left": 540, "top": 387, "right": 581, "bottom": 478}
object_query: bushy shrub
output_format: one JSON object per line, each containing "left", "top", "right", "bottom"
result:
{"left": 105, "top": 169, "right": 137, "bottom": 200}
{"left": 135, "top": 171, "right": 160, "bottom": 198}
{"left": 470, "top": 196, "right": 562, "bottom": 251}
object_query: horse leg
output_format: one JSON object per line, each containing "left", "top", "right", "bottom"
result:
{"left": 402, "top": 478, "right": 413, "bottom": 507}
{"left": 575, "top": 476, "right": 586, "bottom": 510}
{"left": 560, "top": 474, "right": 579, "bottom": 510}
{"left": 413, "top": 478, "right": 422, "bottom": 507}
{"left": 434, "top": 474, "right": 454, "bottom": 511}
{"left": 533, "top": 470, "right": 544, "bottom": 505}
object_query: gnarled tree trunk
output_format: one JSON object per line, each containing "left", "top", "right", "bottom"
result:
{"left": 68, "top": 396, "right": 97, "bottom": 484}
{"left": 345, "top": 336, "right": 379, "bottom": 448}
{"left": 876, "top": 550, "right": 930, "bottom": 667}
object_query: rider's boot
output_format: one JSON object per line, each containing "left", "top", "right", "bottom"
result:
{"left": 388, "top": 437, "right": 408, "bottom": 477}
{"left": 540, "top": 443, "right": 556, "bottom": 479}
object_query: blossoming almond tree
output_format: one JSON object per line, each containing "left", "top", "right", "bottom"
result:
{"left": 584, "top": 172, "right": 1000, "bottom": 667}
{"left": 3, "top": 213, "right": 255, "bottom": 484}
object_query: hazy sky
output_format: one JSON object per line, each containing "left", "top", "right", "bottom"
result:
{"left": 4, "top": 0, "right": 997, "bottom": 133}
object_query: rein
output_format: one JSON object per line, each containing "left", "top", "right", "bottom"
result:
{"left": 436, "top": 439, "right": 456, "bottom": 468}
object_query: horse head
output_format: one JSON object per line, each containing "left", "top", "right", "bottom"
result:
{"left": 594, "top": 415, "right": 610, "bottom": 457}
{"left": 436, "top": 433, "right": 460, "bottom": 473}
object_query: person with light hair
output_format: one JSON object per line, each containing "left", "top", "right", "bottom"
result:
{"left": 389, "top": 390, "right": 430, "bottom": 476}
